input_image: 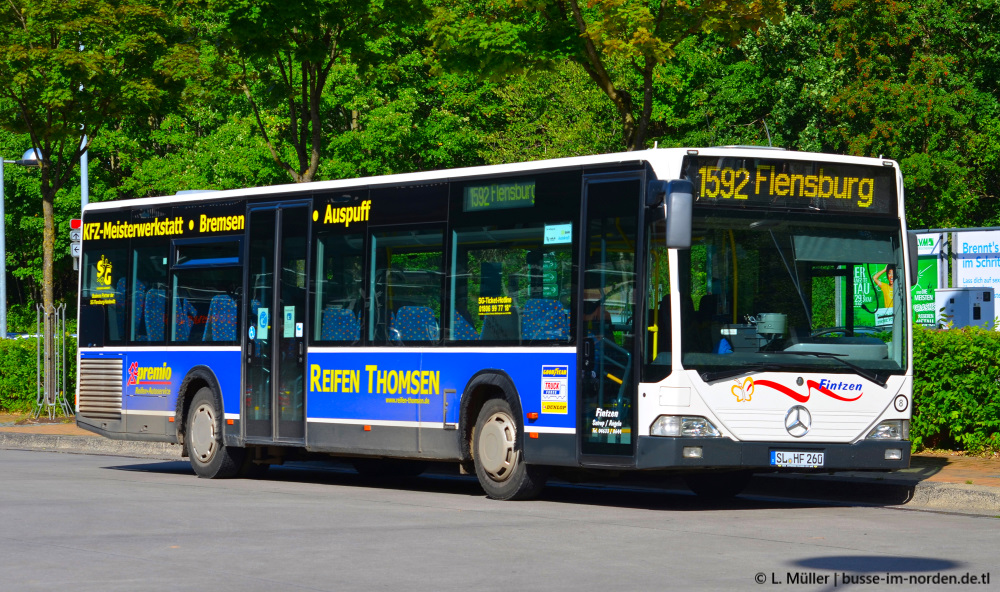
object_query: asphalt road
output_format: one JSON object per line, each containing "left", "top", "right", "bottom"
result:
{"left": 1, "top": 449, "right": 997, "bottom": 592}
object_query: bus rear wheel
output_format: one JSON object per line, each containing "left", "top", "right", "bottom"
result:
{"left": 186, "top": 387, "right": 244, "bottom": 479}
{"left": 472, "top": 398, "right": 547, "bottom": 500}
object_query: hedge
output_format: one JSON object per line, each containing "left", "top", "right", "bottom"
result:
{"left": 911, "top": 325, "right": 1000, "bottom": 454}
{"left": 1, "top": 329, "right": 998, "bottom": 453}
{"left": 0, "top": 337, "right": 77, "bottom": 415}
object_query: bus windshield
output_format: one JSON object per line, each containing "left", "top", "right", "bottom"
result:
{"left": 675, "top": 211, "right": 906, "bottom": 379}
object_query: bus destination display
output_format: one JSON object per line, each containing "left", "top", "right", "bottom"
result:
{"left": 683, "top": 156, "right": 897, "bottom": 215}
{"left": 463, "top": 179, "right": 535, "bottom": 212}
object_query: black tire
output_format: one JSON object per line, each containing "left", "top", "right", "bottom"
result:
{"left": 472, "top": 398, "right": 548, "bottom": 500}
{"left": 683, "top": 470, "right": 753, "bottom": 500}
{"left": 186, "top": 387, "right": 245, "bottom": 479}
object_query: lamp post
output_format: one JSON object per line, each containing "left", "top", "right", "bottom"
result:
{"left": 0, "top": 149, "right": 42, "bottom": 339}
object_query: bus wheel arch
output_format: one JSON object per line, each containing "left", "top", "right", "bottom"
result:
{"left": 175, "top": 366, "right": 227, "bottom": 452}
{"left": 459, "top": 370, "right": 524, "bottom": 466}
{"left": 460, "top": 370, "right": 547, "bottom": 500}
{"left": 175, "top": 366, "right": 245, "bottom": 478}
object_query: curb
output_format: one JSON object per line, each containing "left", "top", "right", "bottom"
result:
{"left": 0, "top": 432, "right": 182, "bottom": 460}
{"left": 907, "top": 481, "right": 1000, "bottom": 514}
{"left": 750, "top": 472, "right": 1000, "bottom": 514}
{"left": 3, "top": 433, "right": 999, "bottom": 514}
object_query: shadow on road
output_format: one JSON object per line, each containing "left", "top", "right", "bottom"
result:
{"left": 103, "top": 458, "right": 867, "bottom": 512}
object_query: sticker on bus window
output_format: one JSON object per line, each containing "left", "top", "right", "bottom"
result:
{"left": 283, "top": 306, "right": 295, "bottom": 337}
{"left": 540, "top": 365, "right": 569, "bottom": 414}
{"left": 257, "top": 308, "right": 269, "bottom": 340}
{"left": 478, "top": 296, "right": 512, "bottom": 316}
{"left": 88, "top": 254, "right": 117, "bottom": 305}
{"left": 544, "top": 224, "right": 572, "bottom": 245}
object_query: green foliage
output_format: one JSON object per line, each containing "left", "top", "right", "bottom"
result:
{"left": 0, "top": 0, "right": 190, "bottom": 318}
{"left": 197, "top": 0, "right": 426, "bottom": 182}
{"left": 0, "top": 335, "right": 76, "bottom": 414}
{"left": 430, "top": 0, "right": 784, "bottom": 149}
{"left": 912, "top": 325, "right": 1000, "bottom": 454}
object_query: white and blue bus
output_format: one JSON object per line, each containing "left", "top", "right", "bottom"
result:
{"left": 76, "top": 147, "right": 915, "bottom": 499}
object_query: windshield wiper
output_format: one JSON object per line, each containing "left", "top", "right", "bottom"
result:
{"left": 700, "top": 364, "right": 784, "bottom": 383}
{"left": 766, "top": 351, "right": 887, "bottom": 387}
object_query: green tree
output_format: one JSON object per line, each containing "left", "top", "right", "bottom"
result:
{"left": 824, "top": 0, "right": 1000, "bottom": 228}
{"left": 197, "top": 0, "right": 424, "bottom": 183}
{"left": 322, "top": 24, "right": 493, "bottom": 178}
{"left": 431, "top": 0, "right": 784, "bottom": 151}
{"left": 0, "top": 0, "right": 189, "bottom": 366}
{"left": 0, "top": 0, "right": 187, "bottom": 337}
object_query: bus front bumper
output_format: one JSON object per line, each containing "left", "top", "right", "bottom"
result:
{"left": 635, "top": 436, "right": 911, "bottom": 471}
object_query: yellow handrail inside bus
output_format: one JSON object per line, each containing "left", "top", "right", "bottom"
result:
{"left": 646, "top": 249, "right": 662, "bottom": 360}
{"left": 729, "top": 230, "right": 738, "bottom": 324}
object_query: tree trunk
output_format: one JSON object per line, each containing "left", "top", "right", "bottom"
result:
{"left": 40, "top": 179, "right": 56, "bottom": 406}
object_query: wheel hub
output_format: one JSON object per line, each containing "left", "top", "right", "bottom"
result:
{"left": 478, "top": 411, "right": 517, "bottom": 481}
{"left": 189, "top": 403, "right": 217, "bottom": 463}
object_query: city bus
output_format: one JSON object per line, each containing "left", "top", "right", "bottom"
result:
{"left": 75, "top": 147, "right": 915, "bottom": 500}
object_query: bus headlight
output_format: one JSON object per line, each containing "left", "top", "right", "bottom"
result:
{"left": 650, "top": 415, "right": 721, "bottom": 438}
{"left": 866, "top": 420, "right": 909, "bottom": 440}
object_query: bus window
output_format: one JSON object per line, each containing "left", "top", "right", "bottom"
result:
{"left": 80, "top": 248, "right": 128, "bottom": 345}
{"left": 170, "top": 267, "right": 242, "bottom": 344}
{"left": 312, "top": 232, "right": 365, "bottom": 344}
{"left": 369, "top": 228, "right": 444, "bottom": 344}
{"left": 451, "top": 224, "right": 574, "bottom": 344}
{"left": 130, "top": 246, "right": 168, "bottom": 343}
{"left": 643, "top": 219, "right": 672, "bottom": 382}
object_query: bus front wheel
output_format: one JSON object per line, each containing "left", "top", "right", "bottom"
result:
{"left": 472, "top": 398, "right": 547, "bottom": 500}
{"left": 186, "top": 387, "right": 244, "bottom": 479}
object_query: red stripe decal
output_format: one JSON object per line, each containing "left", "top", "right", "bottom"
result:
{"left": 753, "top": 379, "right": 809, "bottom": 402}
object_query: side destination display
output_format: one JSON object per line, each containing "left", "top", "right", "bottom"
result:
{"left": 682, "top": 156, "right": 897, "bottom": 216}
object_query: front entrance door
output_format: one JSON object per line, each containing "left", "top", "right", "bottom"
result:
{"left": 579, "top": 175, "right": 642, "bottom": 458}
{"left": 244, "top": 204, "right": 309, "bottom": 443}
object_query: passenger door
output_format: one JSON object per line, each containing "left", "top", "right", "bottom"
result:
{"left": 243, "top": 204, "right": 309, "bottom": 443}
{"left": 579, "top": 174, "right": 642, "bottom": 459}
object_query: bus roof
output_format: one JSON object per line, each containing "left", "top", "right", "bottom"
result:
{"left": 86, "top": 147, "right": 899, "bottom": 212}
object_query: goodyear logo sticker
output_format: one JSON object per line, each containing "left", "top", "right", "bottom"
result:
{"left": 540, "top": 365, "right": 568, "bottom": 414}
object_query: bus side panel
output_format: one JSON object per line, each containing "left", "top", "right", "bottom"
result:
{"left": 78, "top": 348, "right": 241, "bottom": 443}
{"left": 305, "top": 350, "right": 576, "bottom": 460}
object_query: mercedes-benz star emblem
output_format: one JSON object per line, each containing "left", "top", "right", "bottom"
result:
{"left": 784, "top": 405, "right": 811, "bottom": 438}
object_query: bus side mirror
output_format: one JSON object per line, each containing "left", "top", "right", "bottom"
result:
{"left": 907, "top": 231, "right": 918, "bottom": 287}
{"left": 653, "top": 179, "right": 692, "bottom": 249}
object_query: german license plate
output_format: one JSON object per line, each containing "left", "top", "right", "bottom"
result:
{"left": 770, "top": 450, "right": 824, "bottom": 468}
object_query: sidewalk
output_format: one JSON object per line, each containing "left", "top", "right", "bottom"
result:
{"left": 2, "top": 414, "right": 999, "bottom": 513}
{"left": 0, "top": 414, "right": 182, "bottom": 459}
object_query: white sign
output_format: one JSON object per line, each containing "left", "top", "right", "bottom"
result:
{"left": 954, "top": 231, "right": 1000, "bottom": 289}
{"left": 540, "top": 365, "right": 568, "bottom": 414}
{"left": 544, "top": 223, "right": 572, "bottom": 245}
{"left": 916, "top": 232, "right": 943, "bottom": 256}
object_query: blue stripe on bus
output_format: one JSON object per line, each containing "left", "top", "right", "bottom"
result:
{"left": 81, "top": 350, "right": 241, "bottom": 416}
{"left": 80, "top": 349, "right": 577, "bottom": 429}
{"left": 306, "top": 350, "right": 576, "bottom": 429}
